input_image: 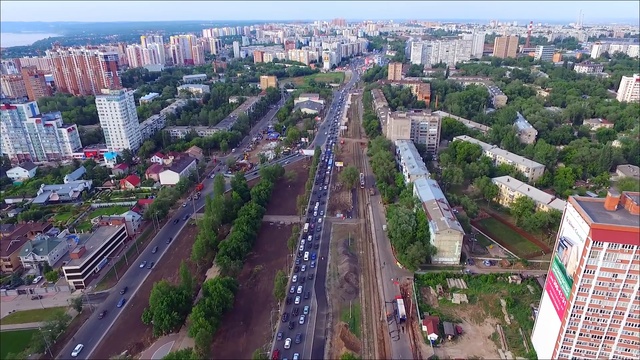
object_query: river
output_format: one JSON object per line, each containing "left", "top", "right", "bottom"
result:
{"left": 0, "top": 32, "right": 61, "bottom": 47}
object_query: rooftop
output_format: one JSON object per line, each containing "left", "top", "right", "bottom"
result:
{"left": 492, "top": 176, "right": 566, "bottom": 211}
{"left": 453, "top": 135, "right": 544, "bottom": 170}
{"left": 414, "top": 178, "right": 464, "bottom": 233}
{"left": 294, "top": 100, "right": 324, "bottom": 112}
{"left": 65, "top": 225, "right": 123, "bottom": 267}
{"left": 395, "top": 140, "right": 429, "bottom": 178}
{"left": 514, "top": 112, "right": 535, "bottom": 131}
{"left": 572, "top": 192, "right": 640, "bottom": 229}
{"left": 19, "top": 235, "right": 64, "bottom": 258}
{"left": 214, "top": 96, "right": 261, "bottom": 130}
{"left": 616, "top": 164, "right": 640, "bottom": 179}
{"left": 166, "top": 156, "right": 196, "bottom": 174}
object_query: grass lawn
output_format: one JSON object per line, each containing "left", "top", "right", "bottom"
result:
{"left": 53, "top": 212, "right": 74, "bottom": 223}
{"left": 340, "top": 302, "right": 361, "bottom": 338}
{"left": 474, "top": 232, "right": 494, "bottom": 247}
{"left": 0, "top": 306, "right": 67, "bottom": 326}
{"left": 478, "top": 217, "right": 541, "bottom": 256}
{"left": 0, "top": 329, "right": 36, "bottom": 358}
{"left": 290, "top": 72, "right": 346, "bottom": 86}
{"left": 86, "top": 205, "right": 131, "bottom": 219}
{"left": 74, "top": 221, "right": 93, "bottom": 233}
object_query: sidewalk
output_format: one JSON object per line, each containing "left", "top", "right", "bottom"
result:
{"left": 0, "top": 321, "right": 44, "bottom": 331}
{"left": 1, "top": 292, "right": 80, "bottom": 318}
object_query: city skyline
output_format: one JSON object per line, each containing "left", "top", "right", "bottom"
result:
{"left": 1, "top": 1, "right": 639, "bottom": 23}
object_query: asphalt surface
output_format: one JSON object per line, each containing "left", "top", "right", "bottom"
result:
{"left": 57, "top": 93, "right": 302, "bottom": 360}
{"left": 271, "top": 63, "right": 362, "bottom": 360}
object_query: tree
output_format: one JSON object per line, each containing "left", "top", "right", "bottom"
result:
{"left": 595, "top": 127, "right": 617, "bottom": 144}
{"left": 441, "top": 167, "right": 464, "bottom": 190}
{"left": 120, "top": 149, "right": 134, "bottom": 165}
{"left": 142, "top": 280, "right": 192, "bottom": 336}
{"left": 179, "top": 261, "right": 194, "bottom": 296}
{"left": 510, "top": 196, "right": 536, "bottom": 224}
{"left": 44, "top": 270, "right": 59, "bottom": 283}
{"left": 273, "top": 270, "right": 288, "bottom": 300}
{"left": 473, "top": 176, "right": 499, "bottom": 205}
{"left": 231, "top": 172, "right": 250, "bottom": 202}
{"left": 340, "top": 165, "right": 360, "bottom": 189}
{"left": 162, "top": 348, "right": 197, "bottom": 360}
{"left": 71, "top": 296, "right": 84, "bottom": 312}
{"left": 284, "top": 170, "right": 298, "bottom": 184}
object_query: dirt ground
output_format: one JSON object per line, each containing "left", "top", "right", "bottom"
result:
{"left": 328, "top": 141, "right": 356, "bottom": 216}
{"left": 210, "top": 223, "right": 291, "bottom": 359}
{"left": 91, "top": 223, "right": 200, "bottom": 359}
{"left": 264, "top": 159, "right": 310, "bottom": 216}
{"left": 326, "top": 223, "right": 362, "bottom": 359}
{"left": 418, "top": 286, "right": 500, "bottom": 359}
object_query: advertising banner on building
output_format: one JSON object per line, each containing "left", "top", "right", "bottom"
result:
{"left": 547, "top": 207, "right": 586, "bottom": 318}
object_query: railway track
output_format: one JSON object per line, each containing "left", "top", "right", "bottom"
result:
{"left": 349, "top": 93, "right": 387, "bottom": 360}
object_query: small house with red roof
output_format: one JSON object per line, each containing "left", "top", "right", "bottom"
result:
{"left": 145, "top": 163, "right": 163, "bottom": 182}
{"left": 422, "top": 315, "right": 440, "bottom": 341}
{"left": 111, "top": 163, "right": 130, "bottom": 176}
{"left": 150, "top": 152, "right": 165, "bottom": 165}
{"left": 120, "top": 174, "right": 141, "bottom": 190}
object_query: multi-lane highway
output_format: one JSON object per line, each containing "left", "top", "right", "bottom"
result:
{"left": 57, "top": 92, "right": 296, "bottom": 360}
{"left": 271, "top": 64, "right": 361, "bottom": 360}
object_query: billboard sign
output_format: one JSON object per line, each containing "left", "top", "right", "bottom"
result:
{"left": 546, "top": 205, "right": 587, "bottom": 318}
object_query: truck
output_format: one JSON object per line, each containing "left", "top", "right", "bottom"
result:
{"left": 359, "top": 173, "right": 365, "bottom": 189}
{"left": 396, "top": 296, "right": 407, "bottom": 323}
{"left": 195, "top": 183, "right": 204, "bottom": 192}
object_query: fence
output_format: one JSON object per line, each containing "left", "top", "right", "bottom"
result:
{"left": 90, "top": 201, "right": 137, "bottom": 209}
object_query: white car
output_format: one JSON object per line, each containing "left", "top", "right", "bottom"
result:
{"left": 301, "top": 265, "right": 307, "bottom": 272}
{"left": 292, "top": 275, "right": 298, "bottom": 283}
{"left": 295, "top": 295, "right": 301, "bottom": 305}
{"left": 32, "top": 276, "right": 43, "bottom": 284}
{"left": 71, "top": 344, "right": 84, "bottom": 357}
{"left": 297, "top": 285, "right": 303, "bottom": 294}
{"left": 284, "top": 338, "right": 292, "bottom": 349}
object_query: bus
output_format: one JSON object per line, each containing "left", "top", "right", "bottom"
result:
{"left": 303, "top": 223, "right": 309, "bottom": 233}
{"left": 360, "top": 173, "right": 365, "bottom": 189}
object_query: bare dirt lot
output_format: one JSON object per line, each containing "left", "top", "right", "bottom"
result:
{"left": 210, "top": 222, "right": 291, "bottom": 359}
{"left": 264, "top": 159, "right": 311, "bottom": 216}
{"left": 92, "top": 223, "right": 200, "bottom": 359}
{"left": 328, "top": 142, "right": 356, "bottom": 216}
{"left": 326, "top": 223, "right": 362, "bottom": 359}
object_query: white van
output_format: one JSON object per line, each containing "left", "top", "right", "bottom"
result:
{"left": 314, "top": 202, "right": 320, "bottom": 210}
{"left": 304, "top": 251, "right": 310, "bottom": 261}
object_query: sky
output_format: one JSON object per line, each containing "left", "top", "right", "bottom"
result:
{"left": 1, "top": 1, "right": 639, "bottom": 23}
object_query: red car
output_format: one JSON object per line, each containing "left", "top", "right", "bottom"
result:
{"left": 271, "top": 349, "right": 280, "bottom": 360}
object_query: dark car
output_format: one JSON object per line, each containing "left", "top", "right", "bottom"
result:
{"left": 314, "top": 243, "right": 320, "bottom": 249}
{"left": 294, "top": 265, "right": 300, "bottom": 273}
{"left": 117, "top": 297, "right": 126, "bottom": 308}
{"left": 147, "top": 261, "right": 154, "bottom": 269}
{"left": 300, "top": 276, "right": 306, "bottom": 284}
{"left": 288, "top": 321, "right": 295, "bottom": 330}
{"left": 277, "top": 332, "right": 283, "bottom": 341}
{"left": 166, "top": 237, "right": 172, "bottom": 244}
{"left": 297, "top": 251, "right": 303, "bottom": 258}
{"left": 286, "top": 296, "right": 292, "bottom": 305}
{"left": 295, "top": 333, "right": 302, "bottom": 344}
{"left": 31, "top": 295, "right": 43, "bottom": 300}
{"left": 98, "top": 310, "right": 107, "bottom": 319}
{"left": 304, "top": 291, "right": 311, "bottom": 299}
{"left": 152, "top": 246, "right": 159, "bottom": 254}
{"left": 282, "top": 313, "right": 289, "bottom": 322}
{"left": 183, "top": 215, "right": 190, "bottom": 221}
{"left": 292, "top": 307, "right": 299, "bottom": 316}
{"left": 173, "top": 219, "right": 179, "bottom": 224}
{"left": 119, "top": 286, "right": 128, "bottom": 295}
{"left": 308, "top": 273, "right": 314, "bottom": 280}
{"left": 295, "top": 258, "right": 301, "bottom": 265}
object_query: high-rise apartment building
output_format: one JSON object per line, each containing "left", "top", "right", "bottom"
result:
{"left": 169, "top": 35, "right": 197, "bottom": 65}
{"left": 233, "top": 41, "right": 241, "bottom": 58}
{"left": 259, "top": 75, "right": 278, "bottom": 90}
{"left": 208, "top": 38, "right": 222, "bottom": 55}
{"left": 1, "top": 102, "right": 82, "bottom": 163}
{"left": 95, "top": 89, "right": 142, "bottom": 152}
{"left": 192, "top": 44, "right": 206, "bottom": 66}
{"left": 531, "top": 190, "right": 640, "bottom": 359}
{"left": 386, "top": 110, "right": 442, "bottom": 155}
{"left": 388, "top": 62, "right": 403, "bottom": 81}
{"left": 253, "top": 50, "right": 265, "bottom": 63}
{"left": 493, "top": 35, "right": 519, "bottom": 58}
{"left": 45, "top": 47, "right": 121, "bottom": 96}
{"left": 20, "top": 66, "right": 51, "bottom": 101}
{"left": 616, "top": 74, "right": 640, "bottom": 103}
{"left": 1, "top": 74, "right": 28, "bottom": 99}
{"left": 140, "top": 35, "right": 165, "bottom": 65}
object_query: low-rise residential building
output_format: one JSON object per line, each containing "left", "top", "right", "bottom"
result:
{"left": 212, "top": 96, "right": 261, "bottom": 131}
{"left": 164, "top": 126, "right": 220, "bottom": 140}
{"left": 111, "top": 163, "right": 129, "bottom": 176}
{"left": 184, "top": 145, "right": 204, "bottom": 161}
{"left": 177, "top": 84, "right": 210, "bottom": 96}
{"left": 616, "top": 164, "right": 640, "bottom": 180}
{"left": 119, "top": 174, "right": 141, "bottom": 189}
{"left": 382, "top": 80, "right": 432, "bottom": 106}
{"left": 387, "top": 110, "right": 442, "bottom": 155}
{"left": 145, "top": 163, "right": 163, "bottom": 182}
{"left": 573, "top": 61, "right": 604, "bottom": 74}
{"left": 582, "top": 117, "right": 614, "bottom": 130}
{"left": 492, "top": 175, "right": 567, "bottom": 212}
{"left": 159, "top": 156, "right": 197, "bottom": 185}
{"left": 453, "top": 135, "right": 546, "bottom": 181}
{"left": 371, "top": 89, "right": 390, "bottom": 124}
{"left": 432, "top": 111, "right": 490, "bottom": 134}
{"left": 6, "top": 161, "right": 38, "bottom": 181}
{"left": 61, "top": 220, "right": 131, "bottom": 289}
{"left": 294, "top": 93, "right": 324, "bottom": 106}
{"left": 139, "top": 92, "right": 160, "bottom": 104}
{"left": 0, "top": 222, "right": 52, "bottom": 273}
{"left": 395, "top": 140, "right": 430, "bottom": 183}
{"left": 413, "top": 178, "right": 464, "bottom": 265}
{"left": 514, "top": 112, "right": 538, "bottom": 144}
{"left": 19, "top": 234, "right": 69, "bottom": 269}
{"left": 32, "top": 180, "right": 93, "bottom": 205}
{"left": 64, "top": 166, "right": 86, "bottom": 183}
{"left": 159, "top": 99, "right": 188, "bottom": 117}
{"left": 139, "top": 113, "right": 167, "bottom": 141}
{"left": 182, "top": 74, "right": 207, "bottom": 83}
{"left": 487, "top": 85, "right": 508, "bottom": 108}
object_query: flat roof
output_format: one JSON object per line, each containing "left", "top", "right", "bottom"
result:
{"left": 65, "top": 225, "right": 123, "bottom": 267}
{"left": 492, "top": 176, "right": 566, "bottom": 211}
{"left": 453, "top": 135, "right": 544, "bottom": 170}
{"left": 572, "top": 194, "right": 640, "bottom": 228}
{"left": 395, "top": 140, "right": 429, "bottom": 178}
{"left": 414, "top": 178, "right": 464, "bottom": 233}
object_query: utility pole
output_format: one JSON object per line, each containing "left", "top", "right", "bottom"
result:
{"left": 39, "top": 328, "right": 53, "bottom": 357}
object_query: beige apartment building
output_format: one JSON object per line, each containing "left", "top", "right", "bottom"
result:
{"left": 492, "top": 176, "right": 567, "bottom": 212}
{"left": 453, "top": 135, "right": 545, "bottom": 181}
{"left": 388, "top": 62, "right": 403, "bottom": 81}
{"left": 493, "top": 35, "right": 519, "bottom": 58}
{"left": 387, "top": 110, "right": 441, "bottom": 155}
{"left": 260, "top": 75, "right": 278, "bottom": 89}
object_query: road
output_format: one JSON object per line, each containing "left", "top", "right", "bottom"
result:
{"left": 57, "top": 92, "right": 299, "bottom": 360}
{"left": 270, "top": 63, "right": 362, "bottom": 360}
